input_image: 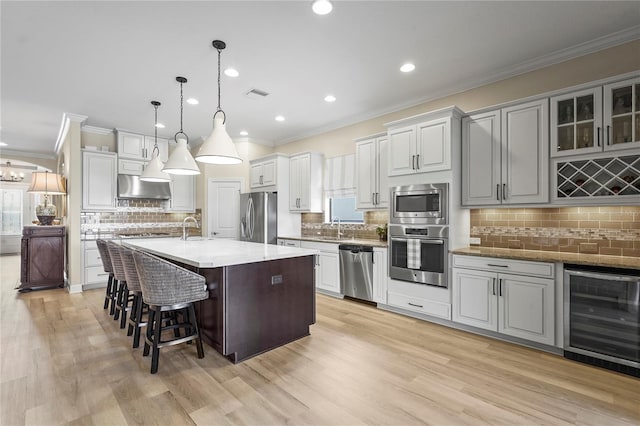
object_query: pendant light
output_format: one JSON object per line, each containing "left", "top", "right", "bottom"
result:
{"left": 140, "top": 101, "right": 171, "bottom": 182}
{"left": 163, "top": 76, "right": 201, "bottom": 175}
{"left": 195, "top": 40, "right": 242, "bottom": 165}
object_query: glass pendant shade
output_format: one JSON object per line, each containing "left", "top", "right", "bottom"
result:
{"left": 195, "top": 117, "right": 242, "bottom": 164}
{"left": 162, "top": 137, "right": 201, "bottom": 175}
{"left": 140, "top": 150, "right": 170, "bottom": 182}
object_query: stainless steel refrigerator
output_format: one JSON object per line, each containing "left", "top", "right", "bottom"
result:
{"left": 239, "top": 192, "right": 278, "bottom": 244}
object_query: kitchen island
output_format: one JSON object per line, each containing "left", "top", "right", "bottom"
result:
{"left": 123, "top": 238, "right": 318, "bottom": 363}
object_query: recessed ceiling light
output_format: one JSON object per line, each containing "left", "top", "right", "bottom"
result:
{"left": 155, "top": 123, "right": 165, "bottom": 129}
{"left": 324, "top": 95, "right": 336, "bottom": 103}
{"left": 275, "top": 115, "right": 285, "bottom": 122}
{"left": 224, "top": 68, "right": 239, "bottom": 78}
{"left": 240, "top": 131, "right": 248, "bottom": 136}
{"left": 186, "top": 98, "right": 199, "bottom": 105}
{"left": 312, "top": 0, "right": 333, "bottom": 15}
{"left": 400, "top": 63, "right": 416, "bottom": 73}
{"left": 0, "top": 142, "right": 7, "bottom": 147}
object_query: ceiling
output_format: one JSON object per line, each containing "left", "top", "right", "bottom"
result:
{"left": 2, "top": 1, "right": 639, "bottom": 157}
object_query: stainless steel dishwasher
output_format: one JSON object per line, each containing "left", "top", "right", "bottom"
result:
{"left": 339, "top": 244, "right": 374, "bottom": 302}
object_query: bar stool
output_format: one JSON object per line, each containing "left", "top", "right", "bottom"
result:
{"left": 106, "top": 241, "right": 133, "bottom": 329}
{"left": 119, "top": 246, "right": 147, "bottom": 348}
{"left": 96, "top": 239, "right": 117, "bottom": 315}
{"left": 132, "top": 251, "right": 208, "bottom": 374}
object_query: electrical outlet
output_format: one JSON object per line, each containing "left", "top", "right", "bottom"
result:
{"left": 271, "top": 275, "right": 283, "bottom": 285}
{"left": 469, "top": 237, "right": 481, "bottom": 245}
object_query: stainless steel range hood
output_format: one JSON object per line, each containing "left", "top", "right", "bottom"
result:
{"left": 117, "top": 174, "right": 171, "bottom": 200}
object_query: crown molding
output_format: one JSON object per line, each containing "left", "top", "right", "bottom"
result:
{"left": 275, "top": 26, "right": 640, "bottom": 145}
{"left": 81, "top": 125, "right": 113, "bottom": 135}
{"left": 0, "top": 149, "right": 57, "bottom": 160}
{"left": 54, "top": 113, "right": 88, "bottom": 155}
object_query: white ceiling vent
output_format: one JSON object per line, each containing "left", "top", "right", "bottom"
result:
{"left": 245, "top": 88, "right": 270, "bottom": 100}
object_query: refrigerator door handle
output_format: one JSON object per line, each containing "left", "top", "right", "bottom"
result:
{"left": 247, "top": 197, "right": 254, "bottom": 239}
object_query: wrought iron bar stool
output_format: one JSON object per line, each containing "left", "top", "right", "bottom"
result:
{"left": 119, "top": 246, "right": 148, "bottom": 348}
{"left": 132, "top": 250, "right": 208, "bottom": 374}
{"left": 96, "top": 239, "right": 117, "bottom": 315}
{"left": 106, "top": 241, "right": 134, "bottom": 329}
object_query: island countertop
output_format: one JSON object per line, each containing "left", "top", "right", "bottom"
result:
{"left": 123, "top": 237, "right": 318, "bottom": 268}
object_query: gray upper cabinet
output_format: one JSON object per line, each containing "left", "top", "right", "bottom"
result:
{"left": 550, "top": 76, "right": 640, "bottom": 158}
{"left": 386, "top": 107, "right": 462, "bottom": 176}
{"left": 116, "top": 130, "right": 168, "bottom": 162}
{"left": 462, "top": 99, "right": 549, "bottom": 206}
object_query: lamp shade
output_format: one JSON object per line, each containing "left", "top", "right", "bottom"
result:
{"left": 27, "top": 171, "right": 66, "bottom": 194}
{"left": 195, "top": 117, "right": 242, "bottom": 165}
{"left": 162, "top": 137, "right": 201, "bottom": 175}
{"left": 140, "top": 151, "right": 171, "bottom": 182}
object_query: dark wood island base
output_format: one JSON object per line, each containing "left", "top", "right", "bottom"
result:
{"left": 182, "top": 255, "right": 316, "bottom": 363}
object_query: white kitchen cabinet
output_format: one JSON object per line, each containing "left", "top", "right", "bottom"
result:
{"left": 250, "top": 157, "right": 277, "bottom": 188}
{"left": 82, "top": 240, "right": 109, "bottom": 288}
{"left": 116, "top": 130, "right": 168, "bottom": 162}
{"left": 300, "top": 241, "right": 340, "bottom": 296}
{"left": 372, "top": 247, "right": 388, "bottom": 304}
{"left": 82, "top": 150, "right": 117, "bottom": 211}
{"left": 462, "top": 99, "right": 549, "bottom": 206}
{"left": 451, "top": 255, "right": 555, "bottom": 346}
{"left": 385, "top": 106, "right": 462, "bottom": 176}
{"left": 166, "top": 175, "right": 195, "bottom": 212}
{"left": 277, "top": 238, "right": 301, "bottom": 248}
{"left": 118, "top": 159, "right": 145, "bottom": 175}
{"left": 289, "top": 152, "right": 323, "bottom": 212}
{"left": 143, "top": 136, "right": 169, "bottom": 162}
{"left": 355, "top": 133, "right": 388, "bottom": 209}
{"left": 550, "top": 76, "right": 640, "bottom": 157}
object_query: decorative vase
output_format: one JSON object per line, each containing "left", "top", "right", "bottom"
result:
{"left": 36, "top": 198, "right": 57, "bottom": 226}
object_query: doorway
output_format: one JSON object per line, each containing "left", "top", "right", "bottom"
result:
{"left": 207, "top": 179, "right": 242, "bottom": 239}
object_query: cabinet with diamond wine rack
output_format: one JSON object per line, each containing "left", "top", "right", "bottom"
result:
{"left": 553, "top": 151, "right": 640, "bottom": 204}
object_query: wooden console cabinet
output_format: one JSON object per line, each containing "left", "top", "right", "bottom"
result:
{"left": 20, "top": 225, "right": 65, "bottom": 292}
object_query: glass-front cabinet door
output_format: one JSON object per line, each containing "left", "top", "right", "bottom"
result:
{"left": 550, "top": 87, "right": 602, "bottom": 157}
{"left": 603, "top": 77, "right": 640, "bottom": 151}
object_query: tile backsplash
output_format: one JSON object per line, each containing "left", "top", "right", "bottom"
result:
{"left": 301, "top": 211, "right": 389, "bottom": 240}
{"left": 81, "top": 199, "right": 201, "bottom": 237}
{"left": 471, "top": 206, "right": 640, "bottom": 257}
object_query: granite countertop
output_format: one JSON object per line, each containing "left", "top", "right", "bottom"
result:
{"left": 123, "top": 238, "right": 318, "bottom": 268}
{"left": 452, "top": 246, "right": 640, "bottom": 270}
{"left": 279, "top": 235, "right": 388, "bottom": 248}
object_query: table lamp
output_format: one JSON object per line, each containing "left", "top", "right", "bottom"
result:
{"left": 27, "top": 171, "right": 66, "bottom": 225}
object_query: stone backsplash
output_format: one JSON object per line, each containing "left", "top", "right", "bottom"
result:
{"left": 81, "top": 199, "right": 201, "bottom": 238}
{"left": 471, "top": 206, "right": 640, "bottom": 257}
{"left": 301, "top": 211, "right": 389, "bottom": 240}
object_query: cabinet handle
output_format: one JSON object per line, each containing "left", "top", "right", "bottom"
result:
{"left": 496, "top": 184, "right": 500, "bottom": 201}
{"left": 487, "top": 263, "right": 509, "bottom": 268}
{"left": 492, "top": 278, "right": 496, "bottom": 296}
{"left": 372, "top": 192, "right": 376, "bottom": 205}
{"left": 412, "top": 155, "right": 416, "bottom": 170}
{"left": 376, "top": 192, "right": 379, "bottom": 205}
{"left": 502, "top": 184, "right": 506, "bottom": 201}
{"left": 606, "top": 125, "right": 610, "bottom": 145}
{"left": 408, "top": 302, "right": 423, "bottom": 308}
{"left": 416, "top": 154, "right": 419, "bottom": 169}
{"left": 499, "top": 278, "right": 503, "bottom": 297}
{"left": 596, "top": 127, "right": 601, "bottom": 147}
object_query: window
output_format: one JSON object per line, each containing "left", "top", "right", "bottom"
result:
{"left": 327, "top": 196, "right": 363, "bottom": 223}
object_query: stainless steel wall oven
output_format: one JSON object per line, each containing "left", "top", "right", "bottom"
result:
{"left": 564, "top": 265, "right": 640, "bottom": 377}
{"left": 388, "top": 224, "right": 448, "bottom": 288}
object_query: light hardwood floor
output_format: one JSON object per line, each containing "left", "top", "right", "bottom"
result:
{"left": 1, "top": 254, "right": 639, "bottom": 425}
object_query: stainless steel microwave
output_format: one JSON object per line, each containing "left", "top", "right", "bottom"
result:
{"left": 390, "top": 183, "right": 448, "bottom": 225}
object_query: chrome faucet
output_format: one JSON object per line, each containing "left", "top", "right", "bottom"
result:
{"left": 182, "top": 216, "right": 199, "bottom": 240}
{"left": 333, "top": 217, "right": 343, "bottom": 240}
